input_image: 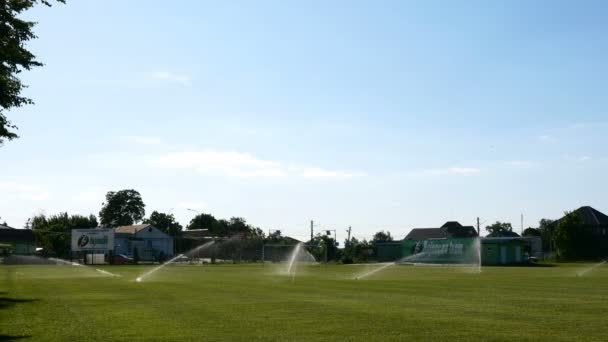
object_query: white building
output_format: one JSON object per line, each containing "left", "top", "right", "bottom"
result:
{"left": 113, "top": 224, "right": 173, "bottom": 261}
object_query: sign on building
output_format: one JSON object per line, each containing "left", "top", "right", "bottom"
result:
{"left": 71, "top": 229, "right": 114, "bottom": 251}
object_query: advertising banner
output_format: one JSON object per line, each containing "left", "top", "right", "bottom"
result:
{"left": 71, "top": 229, "right": 114, "bottom": 251}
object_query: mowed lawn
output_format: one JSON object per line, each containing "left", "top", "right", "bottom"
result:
{"left": 1, "top": 263, "right": 608, "bottom": 341}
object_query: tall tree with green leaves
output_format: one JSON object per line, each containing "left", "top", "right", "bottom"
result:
{"left": 485, "top": 221, "right": 519, "bottom": 237}
{"left": 99, "top": 189, "right": 145, "bottom": 227}
{"left": 187, "top": 213, "right": 217, "bottom": 230}
{"left": 373, "top": 230, "right": 393, "bottom": 241}
{"left": 553, "top": 211, "right": 597, "bottom": 260}
{"left": 143, "top": 211, "right": 182, "bottom": 236}
{"left": 0, "top": 0, "right": 64, "bottom": 145}
{"left": 538, "top": 218, "right": 555, "bottom": 252}
{"left": 30, "top": 212, "right": 97, "bottom": 257}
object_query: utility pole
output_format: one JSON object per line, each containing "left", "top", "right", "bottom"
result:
{"left": 310, "top": 220, "right": 314, "bottom": 242}
{"left": 521, "top": 213, "right": 524, "bottom": 235}
{"left": 347, "top": 226, "right": 352, "bottom": 242}
{"left": 477, "top": 217, "right": 480, "bottom": 236}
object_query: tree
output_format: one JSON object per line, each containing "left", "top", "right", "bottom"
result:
{"left": 485, "top": 221, "right": 519, "bottom": 237}
{"left": 538, "top": 218, "right": 555, "bottom": 252}
{"left": 373, "top": 230, "right": 393, "bottom": 241}
{"left": 30, "top": 212, "right": 97, "bottom": 257}
{"left": 143, "top": 211, "right": 182, "bottom": 236}
{"left": 553, "top": 211, "right": 596, "bottom": 260}
{"left": 310, "top": 233, "right": 340, "bottom": 262}
{"left": 99, "top": 189, "right": 145, "bottom": 227}
{"left": 0, "top": 0, "right": 64, "bottom": 145}
{"left": 187, "top": 213, "right": 217, "bottom": 230}
{"left": 522, "top": 227, "right": 541, "bottom": 237}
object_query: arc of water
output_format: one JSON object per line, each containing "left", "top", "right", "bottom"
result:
{"left": 48, "top": 257, "right": 121, "bottom": 277}
{"left": 577, "top": 260, "right": 606, "bottom": 277}
{"left": 135, "top": 241, "right": 215, "bottom": 282}
{"left": 286, "top": 242, "right": 303, "bottom": 276}
{"left": 354, "top": 262, "right": 394, "bottom": 280}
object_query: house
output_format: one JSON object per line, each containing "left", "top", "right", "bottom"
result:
{"left": 548, "top": 206, "right": 608, "bottom": 257}
{"left": 0, "top": 224, "right": 36, "bottom": 255}
{"left": 404, "top": 221, "right": 478, "bottom": 240}
{"left": 113, "top": 224, "right": 173, "bottom": 261}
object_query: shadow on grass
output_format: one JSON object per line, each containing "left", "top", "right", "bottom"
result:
{"left": 0, "top": 334, "right": 32, "bottom": 341}
{"left": 0, "top": 297, "right": 38, "bottom": 309}
{"left": 0, "top": 296, "right": 38, "bottom": 340}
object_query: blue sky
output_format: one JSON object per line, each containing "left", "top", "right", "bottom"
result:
{"left": 1, "top": 0, "right": 607, "bottom": 240}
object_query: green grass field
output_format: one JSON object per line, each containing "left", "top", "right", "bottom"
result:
{"left": 1, "top": 262, "right": 607, "bottom": 341}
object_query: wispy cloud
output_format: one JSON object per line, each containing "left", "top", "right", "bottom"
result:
{"left": 122, "top": 135, "right": 163, "bottom": 146}
{"left": 0, "top": 182, "right": 50, "bottom": 201}
{"left": 299, "top": 167, "right": 362, "bottom": 180}
{"left": 562, "top": 154, "right": 593, "bottom": 162}
{"left": 410, "top": 166, "right": 481, "bottom": 177}
{"left": 505, "top": 160, "right": 539, "bottom": 168}
{"left": 538, "top": 135, "right": 556, "bottom": 143}
{"left": 447, "top": 167, "right": 481, "bottom": 175}
{"left": 149, "top": 149, "right": 363, "bottom": 180}
{"left": 71, "top": 188, "right": 104, "bottom": 202}
{"left": 151, "top": 71, "right": 191, "bottom": 86}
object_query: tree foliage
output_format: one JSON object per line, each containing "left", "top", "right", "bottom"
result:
{"left": 30, "top": 212, "right": 97, "bottom": 257}
{"left": 485, "top": 221, "right": 519, "bottom": 237}
{"left": 553, "top": 211, "right": 597, "bottom": 260}
{"left": 0, "top": 0, "right": 64, "bottom": 145}
{"left": 522, "top": 227, "right": 541, "bottom": 237}
{"left": 99, "top": 189, "right": 145, "bottom": 227}
{"left": 143, "top": 211, "right": 182, "bottom": 236}
{"left": 187, "top": 213, "right": 264, "bottom": 238}
{"left": 538, "top": 218, "right": 555, "bottom": 252}
{"left": 341, "top": 237, "right": 374, "bottom": 264}
{"left": 373, "top": 230, "right": 393, "bottom": 241}
{"left": 310, "top": 233, "right": 339, "bottom": 262}
{"left": 187, "top": 213, "right": 217, "bottom": 230}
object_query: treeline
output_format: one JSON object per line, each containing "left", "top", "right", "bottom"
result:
{"left": 25, "top": 188, "right": 398, "bottom": 262}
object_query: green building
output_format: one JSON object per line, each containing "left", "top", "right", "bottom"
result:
{"left": 481, "top": 237, "right": 526, "bottom": 265}
{"left": 0, "top": 225, "right": 36, "bottom": 255}
{"left": 375, "top": 221, "right": 529, "bottom": 265}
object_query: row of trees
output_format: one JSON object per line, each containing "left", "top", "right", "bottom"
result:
{"left": 28, "top": 188, "right": 397, "bottom": 261}
{"left": 37, "top": 188, "right": 594, "bottom": 261}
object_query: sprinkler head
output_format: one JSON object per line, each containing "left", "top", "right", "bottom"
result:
{"left": 135, "top": 277, "right": 142, "bottom": 282}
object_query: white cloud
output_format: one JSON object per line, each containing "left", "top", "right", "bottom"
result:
{"left": 0, "top": 182, "right": 50, "bottom": 201}
{"left": 71, "top": 189, "right": 104, "bottom": 202}
{"left": 150, "top": 149, "right": 287, "bottom": 178}
{"left": 409, "top": 166, "right": 481, "bottom": 177}
{"left": 562, "top": 154, "right": 593, "bottom": 162}
{"left": 538, "top": 135, "right": 556, "bottom": 143}
{"left": 447, "top": 167, "right": 481, "bottom": 175}
{"left": 299, "top": 167, "right": 361, "bottom": 179}
{"left": 123, "top": 135, "right": 162, "bottom": 146}
{"left": 149, "top": 149, "right": 363, "bottom": 180}
{"left": 505, "top": 160, "right": 539, "bottom": 168}
{"left": 151, "top": 71, "right": 191, "bottom": 86}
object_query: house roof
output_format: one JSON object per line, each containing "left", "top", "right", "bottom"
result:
{"left": 573, "top": 206, "right": 608, "bottom": 225}
{"left": 113, "top": 224, "right": 152, "bottom": 234}
{"left": 0, "top": 224, "right": 15, "bottom": 229}
{"left": 405, "top": 221, "right": 478, "bottom": 240}
{"left": 405, "top": 228, "right": 446, "bottom": 240}
{"left": 441, "top": 221, "right": 463, "bottom": 229}
{"left": 552, "top": 206, "right": 608, "bottom": 227}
